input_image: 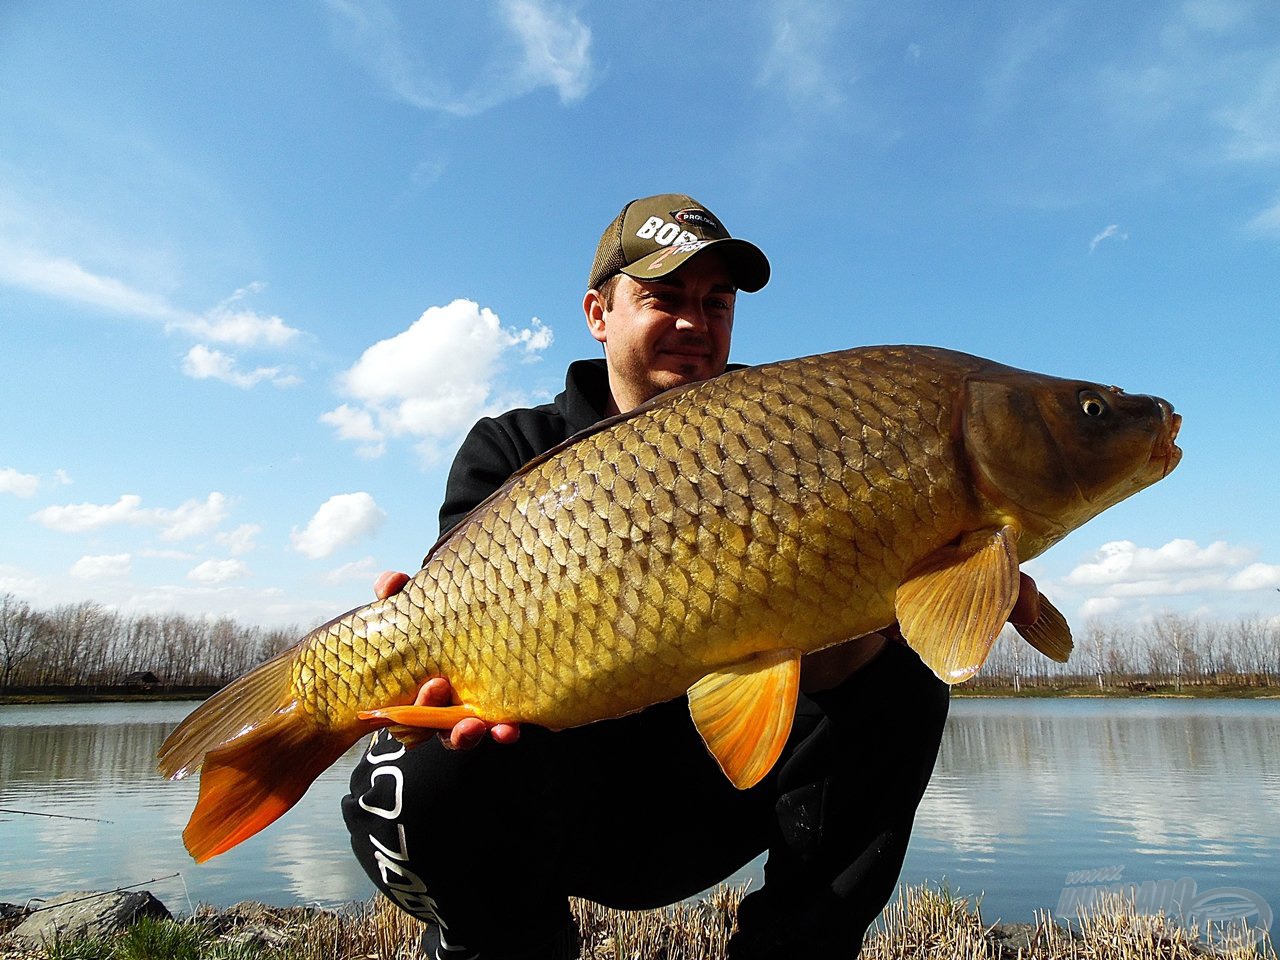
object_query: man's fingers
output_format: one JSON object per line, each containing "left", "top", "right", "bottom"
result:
{"left": 374, "top": 570, "right": 411, "bottom": 600}
{"left": 408, "top": 677, "right": 521, "bottom": 748}
{"left": 435, "top": 716, "right": 521, "bottom": 750}
{"left": 448, "top": 717, "right": 489, "bottom": 750}
{"left": 414, "top": 677, "right": 453, "bottom": 707}
{"left": 1009, "top": 572, "right": 1041, "bottom": 626}
{"left": 490, "top": 722, "right": 520, "bottom": 744}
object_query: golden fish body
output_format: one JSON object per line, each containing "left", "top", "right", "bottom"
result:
{"left": 304, "top": 350, "right": 967, "bottom": 730}
{"left": 159, "top": 345, "right": 1181, "bottom": 861}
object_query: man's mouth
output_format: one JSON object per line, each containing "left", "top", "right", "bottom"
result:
{"left": 659, "top": 342, "right": 711, "bottom": 360}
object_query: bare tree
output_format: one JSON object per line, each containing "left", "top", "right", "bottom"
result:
{"left": 0, "top": 594, "right": 41, "bottom": 687}
{"left": 1084, "top": 620, "right": 1108, "bottom": 691}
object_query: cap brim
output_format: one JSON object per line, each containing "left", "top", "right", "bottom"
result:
{"left": 622, "top": 237, "right": 770, "bottom": 293}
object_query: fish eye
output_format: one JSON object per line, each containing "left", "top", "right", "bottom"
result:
{"left": 1079, "top": 390, "right": 1109, "bottom": 419}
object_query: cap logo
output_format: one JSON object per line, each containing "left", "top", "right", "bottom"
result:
{"left": 646, "top": 239, "right": 713, "bottom": 272}
{"left": 634, "top": 215, "right": 700, "bottom": 247}
{"left": 673, "top": 207, "right": 722, "bottom": 232}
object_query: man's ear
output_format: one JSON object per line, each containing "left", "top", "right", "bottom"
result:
{"left": 583, "top": 289, "right": 607, "bottom": 344}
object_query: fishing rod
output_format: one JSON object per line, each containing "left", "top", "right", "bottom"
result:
{"left": 0, "top": 807, "right": 114, "bottom": 823}
{"left": 24, "top": 874, "right": 182, "bottom": 914}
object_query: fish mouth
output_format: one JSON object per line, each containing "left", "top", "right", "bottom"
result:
{"left": 1153, "top": 401, "right": 1182, "bottom": 479}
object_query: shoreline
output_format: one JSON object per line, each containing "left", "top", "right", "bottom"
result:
{"left": 3, "top": 682, "right": 1278, "bottom": 706}
{"left": 2, "top": 884, "right": 1271, "bottom": 960}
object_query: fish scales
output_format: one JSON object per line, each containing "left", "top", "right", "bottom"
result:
{"left": 160, "top": 343, "right": 1180, "bottom": 862}
{"left": 293, "top": 347, "right": 968, "bottom": 731}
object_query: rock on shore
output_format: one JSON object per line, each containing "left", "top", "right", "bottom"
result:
{"left": 8, "top": 890, "right": 170, "bottom": 947}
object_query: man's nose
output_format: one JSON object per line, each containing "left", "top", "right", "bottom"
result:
{"left": 674, "top": 301, "right": 709, "bottom": 330}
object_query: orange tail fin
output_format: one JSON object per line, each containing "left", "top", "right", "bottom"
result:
{"left": 157, "top": 644, "right": 361, "bottom": 862}
{"left": 182, "top": 708, "right": 353, "bottom": 862}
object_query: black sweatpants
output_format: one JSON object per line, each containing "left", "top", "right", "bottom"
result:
{"left": 342, "top": 641, "right": 948, "bottom": 959}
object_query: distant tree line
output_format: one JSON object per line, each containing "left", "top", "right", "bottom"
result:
{"left": 0, "top": 593, "right": 298, "bottom": 689}
{"left": 979, "top": 613, "right": 1280, "bottom": 691}
{"left": 1, "top": 592, "right": 1277, "bottom": 692}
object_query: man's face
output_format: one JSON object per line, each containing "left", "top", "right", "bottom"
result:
{"left": 584, "top": 254, "right": 736, "bottom": 413}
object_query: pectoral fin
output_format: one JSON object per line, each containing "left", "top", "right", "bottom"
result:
{"left": 896, "top": 526, "right": 1020, "bottom": 684}
{"left": 687, "top": 649, "right": 802, "bottom": 790}
{"left": 1015, "top": 593, "right": 1073, "bottom": 662}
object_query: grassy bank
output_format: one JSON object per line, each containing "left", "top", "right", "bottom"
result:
{"left": 0, "top": 686, "right": 217, "bottom": 705}
{"left": 1, "top": 885, "right": 1272, "bottom": 960}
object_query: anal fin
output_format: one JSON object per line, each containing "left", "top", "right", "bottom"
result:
{"left": 687, "top": 648, "right": 802, "bottom": 790}
{"left": 896, "top": 525, "right": 1020, "bottom": 684}
{"left": 357, "top": 704, "right": 480, "bottom": 749}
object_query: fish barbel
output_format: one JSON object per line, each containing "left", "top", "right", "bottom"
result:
{"left": 158, "top": 345, "right": 1181, "bottom": 861}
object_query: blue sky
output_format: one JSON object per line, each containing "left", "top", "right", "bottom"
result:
{"left": 1, "top": 0, "right": 1278, "bottom": 633}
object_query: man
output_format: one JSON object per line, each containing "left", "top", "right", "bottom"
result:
{"left": 344, "top": 194, "right": 1035, "bottom": 959}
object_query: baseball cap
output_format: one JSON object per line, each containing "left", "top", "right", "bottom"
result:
{"left": 587, "top": 193, "right": 770, "bottom": 293}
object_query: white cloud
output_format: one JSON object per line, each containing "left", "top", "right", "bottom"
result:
{"left": 0, "top": 468, "right": 40, "bottom": 498}
{"left": 1086, "top": 3, "right": 1280, "bottom": 178}
{"left": 169, "top": 283, "right": 301, "bottom": 347}
{"left": 1216, "top": 57, "right": 1280, "bottom": 162}
{"left": 322, "top": 299, "right": 553, "bottom": 460}
{"left": 70, "top": 553, "right": 132, "bottom": 580}
{"left": 291, "top": 492, "right": 386, "bottom": 559}
{"left": 31, "top": 491, "right": 229, "bottom": 541}
{"left": 1056, "top": 539, "right": 1280, "bottom": 617}
{"left": 154, "top": 492, "right": 231, "bottom": 541}
{"left": 502, "top": 0, "right": 593, "bottom": 103}
{"left": 1065, "top": 539, "right": 1254, "bottom": 586}
{"left": 33, "top": 494, "right": 147, "bottom": 533}
{"left": 1079, "top": 595, "right": 1124, "bottom": 619}
{"left": 53, "top": 469, "right": 73, "bottom": 486}
{"left": 757, "top": 0, "right": 847, "bottom": 111}
{"left": 325, "top": 0, "right": 593, "bottom": 117}
{"left": 983, "top": 8, "right": 1070, "bottom": 115}
{"left": 187, "top": 558, "right": 249, "bottom": 584}
{"left": 182, "top": 344, "right": 301, "bottom": 389}
{"left": 324, "top": 555, "right": 380, "bottom": 584}
{"left": 0, "top": 240, "right": 185, "bottom": 321}
{"left": 216, "top": 523, "right": 261, "bottom": 556}
{"left": 1247, "top": 198, "right": 1280, "bottom": 234}
{"left": 319, "top": 404, "right": 386, "bottom": 459}
{"left": 1228, "top": 562, "right": 1280, "bottom": 591}
{"left": 0, "top": 240, "right": 303, "bottom": 354}
{"left": 1089, "top": 224, "right": 1128, "bottom": 253}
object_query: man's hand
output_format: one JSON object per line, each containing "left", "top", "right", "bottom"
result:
{"left": 373, "top": 570, "right": 520, "bottom": 749}
{"left": 1009, "top": 572, "right": 1041, "bottom": 626}
{"left": 373, "top": 570, "right": 411, "bottom": 599}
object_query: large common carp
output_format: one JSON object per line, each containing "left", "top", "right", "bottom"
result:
{"left": 159, "top": 345, "right": 1181, "bottom": 862}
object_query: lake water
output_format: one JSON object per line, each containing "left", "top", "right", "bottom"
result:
{"left": 1, "top": 698, "right": 1276, "bottom": 937}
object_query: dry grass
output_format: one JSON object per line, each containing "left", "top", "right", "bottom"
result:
{"left": 864, "top": 885, "right": 1274, "bottom": 960}
{"left": 1, "top": 884, "right": 1273, "bottom": 960}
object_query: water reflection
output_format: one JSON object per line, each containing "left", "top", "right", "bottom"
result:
{"left": 1, "top": 699, "right": 1277, "bottom": 925}
{"left": 902, "top": 699, "right": 1280, "bottom": 924}
{"left": 0, "top": 702, "right": 371, "bottom": 909}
